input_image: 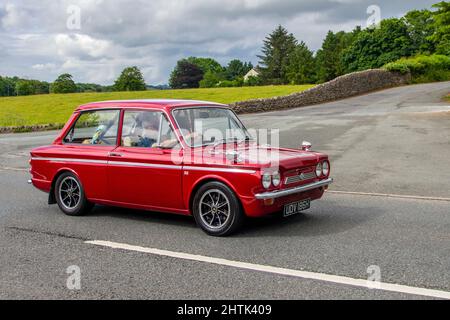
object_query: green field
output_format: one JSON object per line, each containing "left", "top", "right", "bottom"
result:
{"left": 0, "top": 85, "right": 313, "bottom": 128}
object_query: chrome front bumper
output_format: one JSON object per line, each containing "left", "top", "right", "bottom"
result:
{"left": 255, "top": 178, "right": 333, "bottom": 200}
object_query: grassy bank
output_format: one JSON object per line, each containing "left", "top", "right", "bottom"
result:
{"left": 0, "top": 85, "right": 313, "bottom": 128}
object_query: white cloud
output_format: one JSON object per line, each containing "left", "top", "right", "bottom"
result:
{"left": 31, "top": 63, "right": 57, "bottom": 71}
{"left": 55, "top": 33, "right": 112, "bottom": 60}
{"left": 0, "top": 0, "right": 440, "bottom": 85}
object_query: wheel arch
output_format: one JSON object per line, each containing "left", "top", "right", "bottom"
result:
{"left": 48, "top": 168, "right": 81, "bottom": 204}
{"left": 188, "top": 176, "right": 243, "bottom": 215}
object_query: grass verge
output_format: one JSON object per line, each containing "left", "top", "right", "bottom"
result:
{"left": 0, "top": 85, "right": 313, "bottom": 130}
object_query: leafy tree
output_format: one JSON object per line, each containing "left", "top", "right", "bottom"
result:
{"left": 315, "top": 31, "right": 340, "bottom": 82}
{"left": 257, "top": 25, "right": 298, "bottom": 84}
{"left": 186, "top": 57, "right": 224, "bottom": 75}
{"left": 76, "top": 83, "right": 104, "bottom": 93}
{"left": 51, "top": 73, "right": 77, "bottom": 93}
{"left": 404, "top": 9, "right": 435, "bottom": 54}
{"left": 429, "top": 1, "right": 450, "bottom": 55}
{"left": 244, "top": 75, "right": 262, "bottom": 86}
{"left": 199, "top": 70, "right": 225, "bottom": 88}
{"left": 0, "top": 76, "right": 17, "bottom": 96}
{"left": 315, "top": 28, "right": 360, "bottom": 82}
{"left": 114, "top": 66, "right": 146, "bottom": 91}
{"left": 15, "top": 80, "right": 35, "bottom": 96}
{"left": 342, "top": 18, "right": 415, "bottom": 72}
{"left": 225, "top": 60, "right": 253, "bottom": 80}
{"left": 169, "top": 59, "right": 204, "bottom": 88}
{"left": 286, "top": 42, "right": 316, "bottom": 84}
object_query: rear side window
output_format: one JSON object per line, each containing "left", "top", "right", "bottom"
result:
{"left": 64, "top": 110, "right": 120, "bottom": 145}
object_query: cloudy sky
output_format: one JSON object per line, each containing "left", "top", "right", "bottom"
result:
{"left": 0, "top": 0, "right": 440, "bottom": 85}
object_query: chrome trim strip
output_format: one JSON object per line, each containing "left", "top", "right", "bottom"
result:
{"left": 108, "top": 161, "right": 182, "bottom": 170}
{"left": 31, "top": 157, "right": 108, "bottom": 164}
{"left": 255, "top": 178, "right": 333, "bottom": 200}
{"left": 183, "top": 166, "right": 256, "bottom": 174}
{"left": 31, "top": 157, "right": 256, "bottom": 173}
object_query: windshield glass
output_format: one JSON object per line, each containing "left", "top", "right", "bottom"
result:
{"left": 172, "top": 107, "right": 251, "bottom": 147}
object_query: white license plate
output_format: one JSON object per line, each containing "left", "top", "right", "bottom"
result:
{"left": 283, "top": 199, "right": 311, "bottom": 217}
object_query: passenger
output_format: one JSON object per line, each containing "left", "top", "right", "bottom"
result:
{"left": 137, "top": 112, "right": 159, "bottom": 147}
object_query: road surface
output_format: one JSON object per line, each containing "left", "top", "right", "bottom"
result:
{"left": 0, "top": 81, "right": 449, "bottom": 299}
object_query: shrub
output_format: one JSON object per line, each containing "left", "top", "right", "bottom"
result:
{"left": 244, "top": 76, "right": 262, "bottom": 86}
{"left": 384, "top": 54, "right": 450, "bottom": 82}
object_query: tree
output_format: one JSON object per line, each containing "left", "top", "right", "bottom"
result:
{"left": 225, "top": 60, "right": 253, "bottom": 80}
{"left": 15, "top": 80, "right": 35, "bottom": 96}
{"left": 199, "top": 70, "right": 224, "bottom": 88}
{"left": 404, "top": 9, "right": 435, "bottom": 54}
{"left": 315, "top": 28, "right": 360, "bottom": 82}
{"left": 186, "top": 57, "right": 224, "bottom": 75}
{"left": 169, "top": 59, "right": 204, "bottom": 88}
{"left": 114, "top": 66, "right": 146, "bottom": 91}
{"left": 342, "top": 18, "right": 415, "bottom": 72}
{"left": 257, "top": 25, "right": 298, "bottom": 84}
{"left": 429, "top": 1, "right": 450, "bottom": 55}
{"left": 286, "top": 41, "right": 316, "bottom": 84}
{"left": 51, "top": 73, "right": 77, "bottom": 93}
{"left": 0, "top": 76, "right": 17, "bottom": 96}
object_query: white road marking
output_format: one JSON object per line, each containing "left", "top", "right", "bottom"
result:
{"left": 86, "top": 240, "right": 450, "bottom": 299}
{"left": 0, "top": 166, "right": 28, "bottom": 172}
{"left": 328, "top": 190, "right": 450, "bottom": 202}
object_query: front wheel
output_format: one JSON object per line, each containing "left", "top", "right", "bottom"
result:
{"left": 55, "top": 172, "right": 93, "bottom": 216}
{"left": 192, "top": 182, "right": 244, "bottom": 236}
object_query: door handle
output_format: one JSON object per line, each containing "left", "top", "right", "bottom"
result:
{"left": 109, "top": 152, "right": 123, "bottom": 157}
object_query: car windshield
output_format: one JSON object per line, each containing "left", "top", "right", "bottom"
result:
{"left": 172, "top": 107, "right": 251, "bottom": 147}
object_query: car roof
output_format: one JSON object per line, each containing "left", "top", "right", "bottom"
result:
{"left": 76, "top": 99, "right": 228, "bottom": 112}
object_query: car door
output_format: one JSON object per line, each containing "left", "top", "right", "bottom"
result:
{"left": 62, "top": 109, "right": 121, "bottom": 201}
{"left": 107, "top": 109, "right": 184, "bottom": 211}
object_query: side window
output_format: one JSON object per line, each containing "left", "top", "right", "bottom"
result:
{"left": 121, "top": 110, "right": 178, "bottom": 149}
{"left": 64, "top": 110, "right": 120, "bottom": 145}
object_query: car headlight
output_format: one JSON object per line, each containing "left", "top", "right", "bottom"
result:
{"left": 322, "top": 161, "right": 330, "bottom": 177}
{"left": 315, "top": 162, "right": 323, "bottom": 177}
{"left": 262, "top": 173, "right": 271, "bottom": 189}
{"left": 272, "top": 171, "right": 281, "bottom": 187}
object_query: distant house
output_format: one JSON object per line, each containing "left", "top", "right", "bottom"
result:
{"left": 244, "top": 67, "right": 260, "bottom": 81}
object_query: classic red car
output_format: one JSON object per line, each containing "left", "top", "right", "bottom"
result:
{"left": 29, "top": 100, "right": 332, "bottom": 236}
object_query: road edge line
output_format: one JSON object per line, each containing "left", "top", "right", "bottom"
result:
{"left": 85, "top": 239, "right": 450, "bottom": 300}
{"left": 328, "top": 190, "right": 450, "bottom": 202}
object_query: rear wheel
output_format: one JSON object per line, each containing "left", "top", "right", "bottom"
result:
{"left": 193, "top": 182, "right": 244, "bottom": 236}
{"left": 55, "top": 172, "right": 93, "bottom": 216}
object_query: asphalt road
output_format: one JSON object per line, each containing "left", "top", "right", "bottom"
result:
{"left": 0, "top": 81, "right": 449, "bottom": 299}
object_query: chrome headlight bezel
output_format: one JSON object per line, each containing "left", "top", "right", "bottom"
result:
{"left": 272, "top": 171, "right": 281, "bottom": 187}
{"left": 262, "top": 173, "right": 272, "bottom": 189}
{"left": 315, "top": 162, "right": 323, "bottom": 177}
{"left": 322, "top": 160, "right": 330, "bottom": 177}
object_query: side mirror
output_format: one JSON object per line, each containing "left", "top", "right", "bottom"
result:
{"left": 302, "top": 141, "right": 312, "bottom": 151}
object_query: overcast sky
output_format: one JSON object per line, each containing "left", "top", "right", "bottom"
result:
{"left": 0, "top": 0, "right": 440, "bottom": 85}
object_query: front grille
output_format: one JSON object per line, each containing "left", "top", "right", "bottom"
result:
{"left": 284, "top": 171, "right": 316, "bottom": 185}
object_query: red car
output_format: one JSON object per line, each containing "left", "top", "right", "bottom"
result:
{"left": 29, "top": 100, "right": 333, "bottom": 236}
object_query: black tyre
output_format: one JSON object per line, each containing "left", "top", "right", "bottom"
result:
{"left": 192, "top": 181, "right": 244, "bottom": 236}
{"left": 54, "top": 172, "right": 93, "bottom": 216}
